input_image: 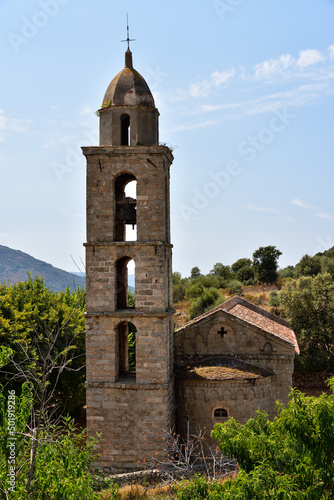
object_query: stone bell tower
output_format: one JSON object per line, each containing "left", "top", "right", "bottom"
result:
{"left": 82, "top": 48, "right": 174, "bottom": 471}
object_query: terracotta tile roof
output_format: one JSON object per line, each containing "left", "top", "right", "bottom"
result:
{"left": 177, "top": 296, "right": 300, "bottom": 354}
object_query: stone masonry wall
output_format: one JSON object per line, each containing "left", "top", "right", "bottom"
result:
{"left": 87, "top": 381, "right": 174, "bottom": 472}
{"left": 175, "top": 376, "right": 273, "bottom": 444}
{"left": 82, "top": 146, "right": 173, "bottom": 244}
{"left": 86, "top": 313, "right": 174, "bottom": 385}
{"left": 85, "top": 243, "right": 173, "bottom": 313}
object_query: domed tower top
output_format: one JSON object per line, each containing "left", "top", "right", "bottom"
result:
{"left": 99, "top": 50, "right": 159, "bottom": 146}
{"left": 102, "top": 50, "right": 155, "bottom": 108}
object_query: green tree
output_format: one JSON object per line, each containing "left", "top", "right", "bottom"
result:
{"left": 231, "top": 258, "right": 252, "bottom": 274}
{"left": 253, "top": 245, "right": 282, "bottom": 283}
{"left": 280, "top": 273, "right": 334, "bottom": 372}
{"left": 209, "top": 263, "right": 232, "bottom": 281}
{"left": 0, "top": 346, "right": 104, "bottom": 499}
{"left": 190, "top": 267, "right": 201, "bottom": 279}
{"left": 231, "top": 258, "right": 255, "bottom": 284}
{"left": 188, "top": 288, "right": 224, "bottom": 319}
{"left": 185, "top": 282, "right": 204, "bottom": 300}
{"left": 172, "top": 272, "right": 182, "bottom": 285}
{"left": 295, "top": 254, "right": 322, "bottom": 277}
{"left": 279, "top": 265, "right": 295, "bottom": 278}
{"left": 0, "top": 276, "right": 86, "bottom": 415}
{"left": 268, "top": 290, "right": 280, "bottom": 314}
{"left": 172, "top": 272, "right": 187, "bottom": 303}
{"left": 0, "top": 388, "right": 102, "bottom": 499}
{"left": 227, "top": 280, "right": 243, "bottom": 296}
{"left": 321, "top": 256, "right": 334, "bottom": 280}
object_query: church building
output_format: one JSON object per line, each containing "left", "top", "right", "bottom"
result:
{"left": 83, "top": 47, "right": 299, "bottom": 471}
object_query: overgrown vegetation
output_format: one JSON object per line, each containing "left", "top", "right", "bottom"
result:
{"left": 0, "top": 275, "right": 86, "bottom": 416}
{"left": 0, "top": 346, "right": 103, "bottom": 499}
{"left": 177, "top": 379, "right": 334, "bottom": 499}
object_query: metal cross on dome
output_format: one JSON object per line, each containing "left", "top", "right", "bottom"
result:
{"left": 217, "top": 327, "right": 228, "bottom": 338}
{"left": 121, "top": 14, "right": 135, "bottom": 50}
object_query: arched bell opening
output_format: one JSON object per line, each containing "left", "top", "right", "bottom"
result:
{"left": 114, "top": 173, "right": 137, "bottom": 242}
{"left": 120, "top": 113, "right": 130, "bottom": 146}
{"left": 116, "top": 256, "right": 135, "bottom": 310}
{"left": 117, "top": 321, "right": 137, "bottom": 380}
{"left": 124, "top": 180, "right": 137, "bottom": 241}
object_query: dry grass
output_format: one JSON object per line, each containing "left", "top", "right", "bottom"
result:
{"left": 100, "top": 482, "right": 173, "bottom": 499}
{"left": 99, "top": 469, "right": 240, "bottom": 499}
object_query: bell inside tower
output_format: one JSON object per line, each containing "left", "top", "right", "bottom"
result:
{"left": 115, "top": 173, "right": 137, "bottom": 241}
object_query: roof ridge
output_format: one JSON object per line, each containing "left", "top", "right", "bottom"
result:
{"left": 222, "top": 296, "right": 291, "bottom": 328}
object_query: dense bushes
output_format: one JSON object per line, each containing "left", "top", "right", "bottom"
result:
{"left": 279, "top": 273, "right": 334, "bottom": 373}
{"left": 0, "top": 276, "right": 86, "bottom": 415}
{"left": 0, "top": 346, "right": 103, "bottom": 500}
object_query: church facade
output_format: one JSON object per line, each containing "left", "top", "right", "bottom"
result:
{"left": 83, "top": 49, "right": 299, "bottom": 471}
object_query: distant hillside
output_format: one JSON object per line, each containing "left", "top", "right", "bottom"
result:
{"left": 0, "top": 245, "right": 85, "bottom": 292}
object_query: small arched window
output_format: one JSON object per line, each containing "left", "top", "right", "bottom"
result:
{"left": 121, "top": 114, "right": 130, "bottom": 146}
{"left": 214, "top": 408, "right": 228, "bottom": 419}
{"left": 116, "top": 257, "right": 135, "bottom": 309}
{"left": 117, "top": 321, "right": 136, "bottom": 380}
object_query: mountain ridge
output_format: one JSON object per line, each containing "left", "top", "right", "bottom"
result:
{"left": 0, "top": 245, "right": 85, "bottom": 292}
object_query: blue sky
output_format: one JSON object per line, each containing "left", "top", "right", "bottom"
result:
{"left": 1, "top": 0, "right": 334, "bottom": 277}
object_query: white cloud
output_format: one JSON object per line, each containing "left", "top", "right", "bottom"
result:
{"left": 296, "top": 49, "right": 325, "bottom": 68}
{"left": 10, "top": 118, "right": 33, "bottom": 132}
{"left": 188, "top": 81, "right": 212, "bottom": 99}
{"left": 174, "top": 120, "right": 220, "bottom": 132}
{"left": 0, "top": 109, "right": 32, "bottom": 140}
{"left": 172, "top": 68, "right": 235, "bottom": 101}
{"left": 253, "top": 54, "right": 294, "bottom": 80}
{"left": 315, "top": 211, "right": 334, "bottom": 220}
{"left": 199, "top": 82, "right": 330, "bottom": 116}
{"left": 76, "top": 104, "right": 95, "bottom": 116}
{"left": 246, "top": 204, "right": 281, "bottom": 214}
{"left": 0, "top": 110, "right": 7, "bottom": 131}
{"left": 211, "top": 69, "right": 235, "bottom": 86}
{"left": 291, "top": 199, "right": 317, "bottom": 209}
{"left": 171, "top": 44, "right": 334, "bottom": 115}
{"left": 329, "top": 45, "right": 334, "bottom": 61}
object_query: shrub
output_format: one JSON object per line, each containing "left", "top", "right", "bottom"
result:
{"left": 175, "top": 474, "right": 209, "bottom": 500}
{"left": 227, "top": 280, "right": 243, "bottom": 296}
{"left": 0, "top": 382, "right": 100, "bottom": 499}
{"left": 173, "top": 283, "right": 187, "bottom": 303}
{"left": 188, "top": 288, "right": 224, "bottom": 320}
{"left": 211, "top": 380, "right": 334, "bottom": 498}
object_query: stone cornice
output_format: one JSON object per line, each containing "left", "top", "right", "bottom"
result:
{"left": 82, "top": 145, "right": 174, "bottom": 163}
{"left": 84, "top": 241, "right": 173, "bottom": 248}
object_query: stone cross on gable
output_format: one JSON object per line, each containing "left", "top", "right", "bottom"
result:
{"left": 217, "top": 327, "right": 228, "bottom": 338}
